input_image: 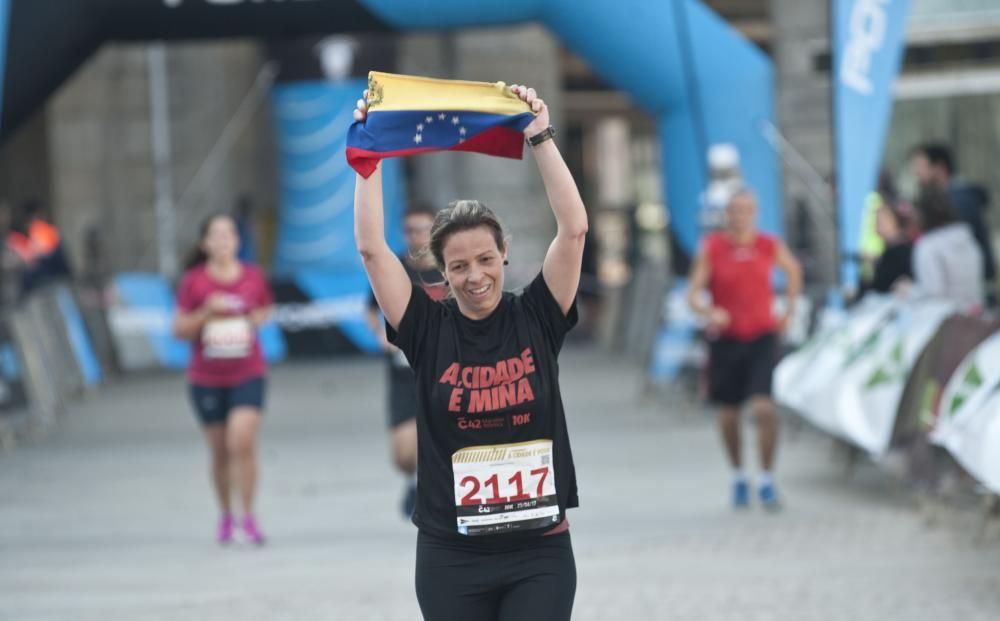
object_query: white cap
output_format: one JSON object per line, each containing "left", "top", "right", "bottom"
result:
{"left": 316, "top": 36, "right": 358, "bottom": 81}
{"left": 707, "top": 143, "right": 740, "bottom": 172}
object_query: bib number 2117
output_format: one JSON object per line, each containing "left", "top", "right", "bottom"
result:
{"left": 451, "top": 439, "right": 559, "bottom": 536}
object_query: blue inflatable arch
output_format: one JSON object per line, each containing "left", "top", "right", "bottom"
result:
{"left": 0, "top": 0, "right": 780, "bottom": 256}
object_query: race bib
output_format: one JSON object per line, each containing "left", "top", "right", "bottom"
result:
{"left": 452, "top": 439, "right": 559, "bottom": 536}
{"left": 202, "top": 317, "right": 253, "bottom": 359}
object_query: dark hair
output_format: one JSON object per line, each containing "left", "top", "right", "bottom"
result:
{"left": 913, "top": 184, "right": 956, "bottom": 233}
{"left": 404, "top": 201, "right": 437, "bottom": 220}
{"left": 429, "top": 200, "right": 507, "bottom": 271}
{"left": 876, "top": 200, "right": 910, "bottom": 234}
{"left": 877, "top": 168, "right": 898, "bottom": 205}
{"left": 912, "top": 142, "right": 955, "bottom": 176}
{"left": 183, "top": 211, "right": 238, "bottom": 271}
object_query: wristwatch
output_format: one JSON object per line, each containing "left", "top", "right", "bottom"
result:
{"left": 526, "top": 125, "right": 556, "bottom": 147}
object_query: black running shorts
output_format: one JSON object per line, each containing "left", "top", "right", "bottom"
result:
{"left": 707, "top": 332, "right": 778, "bottom": 406}
{"left": 415, "top": 530, "right": 576, "bottom": 621}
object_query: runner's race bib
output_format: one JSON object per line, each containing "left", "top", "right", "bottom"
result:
{"left": 452, "top": 439, "right": 559, "bottom": 536}
{"left": 202, "top": 317, "right": 253, "bottom": 359}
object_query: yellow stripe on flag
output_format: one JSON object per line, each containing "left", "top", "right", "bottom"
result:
{"left": 366, "top": 71, "right": 534, "bottom": 116}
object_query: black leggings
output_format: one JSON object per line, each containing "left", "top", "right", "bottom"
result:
{"left": 415, "top": 530, "right": 576, "bottom": 621}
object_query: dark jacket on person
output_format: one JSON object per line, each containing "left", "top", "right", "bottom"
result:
{"left": 948, "top": 181, "right": 996, "bottom": 283}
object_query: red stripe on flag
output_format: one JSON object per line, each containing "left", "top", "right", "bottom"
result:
{"left": 448, "top": 125, "right": 525, "bottom": 159}
{"left": 346, "top": 126, "right": 526, "bottom": 178}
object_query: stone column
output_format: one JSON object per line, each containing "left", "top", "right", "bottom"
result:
{"left": 770, "top": 0, "right": 838, "bottom": 285}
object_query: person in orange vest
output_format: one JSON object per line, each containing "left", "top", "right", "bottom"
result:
{"left": 5, "top": 200, "right": 72, "bottom": 298}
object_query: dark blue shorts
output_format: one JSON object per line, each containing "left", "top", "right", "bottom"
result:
{"left": 387, "top": 355, "right": 419, "bottom": 428}
{"left": 189, "top": 377, "right": 266, "bottom": 426}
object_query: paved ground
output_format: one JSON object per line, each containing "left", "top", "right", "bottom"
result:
{"left": 1, "top": 346, "right": 998, "bottom": 620}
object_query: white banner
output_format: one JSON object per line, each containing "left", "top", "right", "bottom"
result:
{"left": 775, "top": 295, "right": 954, "bottom": 455}
{"left": 930, "top": 333, "right": 1000, "bottom": 494}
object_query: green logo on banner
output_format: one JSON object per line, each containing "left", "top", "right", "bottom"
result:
{"left": 947, "top": 362, "right": 983, "bottom": 417}
{"left": 864, "top": 340, "right": 905, "bottom": 389}
{"left": 845, "top": 331, "right": 882, "bottom": 369}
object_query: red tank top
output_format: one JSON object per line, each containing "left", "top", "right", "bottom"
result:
{"left": 705, "top": 232, "right": 778, "bottom": 341}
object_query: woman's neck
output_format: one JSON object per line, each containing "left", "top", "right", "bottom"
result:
{"left": 885, "top": 232, "right": 904, "bottom": 245}
{"left": 206, "top": 257, "right": 241, "bottom": 282}
{"left": 456, "top": 299, "right": 502, "bottom": 322}
{"left": 727, "top": 229, "right": 756, "bottom": 244}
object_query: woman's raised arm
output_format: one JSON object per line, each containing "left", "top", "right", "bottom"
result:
{"left": 511, "top": 85, "right": 588, "bottom": 315}
{"left": 353, "top": 92, "right": 412, "bottom": 330}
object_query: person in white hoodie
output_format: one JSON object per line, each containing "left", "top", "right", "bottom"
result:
{"left": 911, "top": 185, "right": 984, "bottom": 312}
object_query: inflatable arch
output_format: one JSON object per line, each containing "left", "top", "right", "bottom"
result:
{"left": 0, "top": 0, "right": 780, "bottom": 255}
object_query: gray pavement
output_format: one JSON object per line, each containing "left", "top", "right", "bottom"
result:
{"left": 1, "top": 346, "right": 998, "bottom": 620}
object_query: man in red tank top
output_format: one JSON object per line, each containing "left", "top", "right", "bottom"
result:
{"left": 686, "top": 188, "right": 802, "bottom": 511}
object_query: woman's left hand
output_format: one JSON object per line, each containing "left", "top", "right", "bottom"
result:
{"left": 510, "top": 84, "right": 550, "bottom": 137}
{"left": 249, "top": 306, "right": 273, "bottom": 328}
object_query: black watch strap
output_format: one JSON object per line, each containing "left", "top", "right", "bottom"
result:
{"left": 526, "top": 125, "right": 556, "bottom": 147}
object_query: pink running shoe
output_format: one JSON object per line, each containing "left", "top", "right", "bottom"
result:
{"left": 241, "top": 515, "right": 266, "bottom": 546}
{"left": 217, "top": 513, "right": 235, "bottom": 545}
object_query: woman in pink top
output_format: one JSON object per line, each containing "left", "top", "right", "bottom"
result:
{"left": 173, "top": 212, "right": 274, "bottom": 545}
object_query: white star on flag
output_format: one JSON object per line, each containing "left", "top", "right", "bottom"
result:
{"left": 452, "top": 116, "right": 460, "bottom": 124}
{"left": 426, "top": 116, "right": 433, "bottom": 123}
{"left": 417, "top": 123, "right": 424, "bottom": 131}
{"left": 438, "top": 113, "right": 446, "bottom": 120}
{"left": 414, "top": 134, "right": 422, "bottom": 144}
{"left": 459, "top": 127, "right": 466, "bottom": 136}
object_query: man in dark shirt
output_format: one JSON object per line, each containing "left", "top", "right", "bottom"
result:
{"left": 366, "top": 203, "right": 445, "bottom": 518}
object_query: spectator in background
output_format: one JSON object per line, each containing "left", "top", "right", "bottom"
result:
{"left": 910, "top": 143, "right": 996, "bottom": 305}
{"left": 866, "top": 197, "right": 913, "bottom": 295}
{"left": 909, "top": 185, "right": 983, "bottom": 312}
{"left": 5, "top": 199, "right": 72, "bottom": 299}
{"left": 858, "top": 170, "right": 903, "bottom": 287}
{"left": 365, "top": 202, "right": 446, "bottom": 519}
{"left": 0, "top": 202, "right": 16, "bottom": 305}
{"left": 699, "top": 143, "right": 744, "bottom": 234}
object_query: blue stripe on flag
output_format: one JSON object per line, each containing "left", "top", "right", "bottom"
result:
{"left": 348, "top": 110, "right": 534, "bottom": 152}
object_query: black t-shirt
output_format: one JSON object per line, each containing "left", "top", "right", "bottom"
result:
{"left": 370, "top": 256, "right": 446, "bottom": 371}
{"left": 388, "top": 272, "right": 579, "bottom": 544}
{"left": 870, "top": 241, "right": 913, "bottom": 294}
{"left": 368, "top": 255, "right": 446, "bottom": 310}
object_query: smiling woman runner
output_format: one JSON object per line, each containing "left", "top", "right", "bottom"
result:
{"left": 354, "top": 84, "right": 588, "bottom": 620}
{"left": 173, "top": 212, "right": 274, "bottom": 546}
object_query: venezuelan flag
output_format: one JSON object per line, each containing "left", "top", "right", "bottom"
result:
{"left": 346, "top": 72, "right": 536, "bottom": 178}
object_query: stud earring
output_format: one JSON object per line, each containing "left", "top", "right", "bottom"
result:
{"left": 503, "top": 260, "right": 509, "bottom": 266}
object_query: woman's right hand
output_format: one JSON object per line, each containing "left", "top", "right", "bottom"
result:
{"left": 353, "top": 90, "right": 369, "bottom": 123}
{"left": 891, "top": 277, "right": 913, "bottom": 298}
{"left": 705, "top": 306, "right": 731, "bottom": 331}
{"left": 205, "top": 293, "right": 230, "bottom": 315}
